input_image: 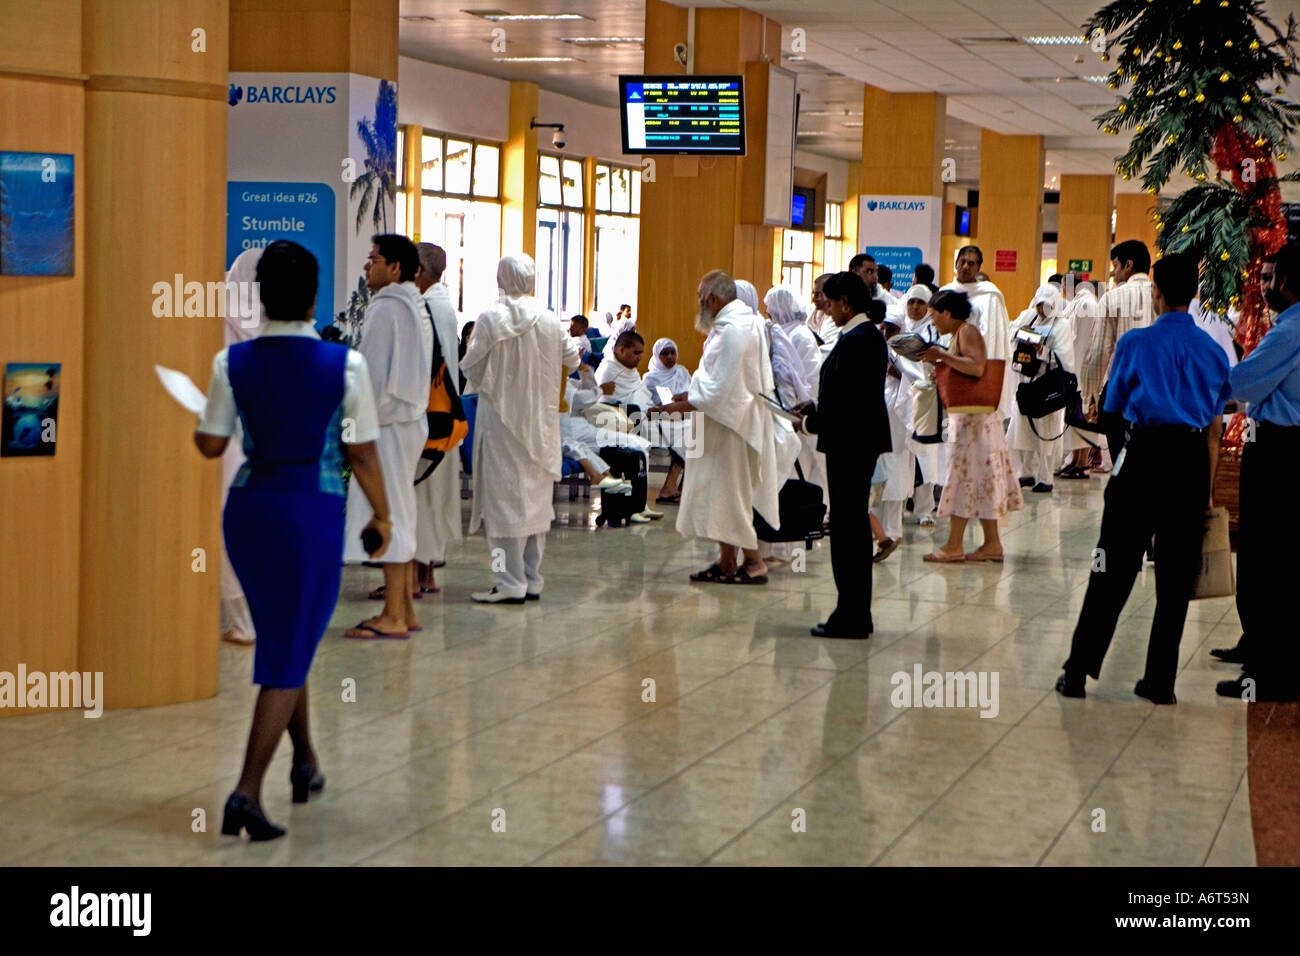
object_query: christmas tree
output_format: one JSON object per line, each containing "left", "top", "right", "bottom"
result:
{"left": 1084, "top": 0, "right": 1300, "bottom": 353}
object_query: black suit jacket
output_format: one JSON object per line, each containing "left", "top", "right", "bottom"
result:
{"left": 804, "top": 319, "right": 891, "bottom": 460}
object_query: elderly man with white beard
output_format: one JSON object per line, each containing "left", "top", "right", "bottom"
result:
{"left": 462, "top": 253, "right": 583, "bottom": 603}
{"left": 649, "top": 270, "right": 799, "bottom": 585}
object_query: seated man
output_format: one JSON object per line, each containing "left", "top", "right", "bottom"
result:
{"left": 568, "top": 314, "right": 598, "bottom": 373}
{"left": 562, "top": 394, "right": 655, "bottom": 523}
{"left": 594, "top": 331, "right": 661, "bottom": 522}
{"left": 558, "top": 413, "right": 632, "bottom": 492}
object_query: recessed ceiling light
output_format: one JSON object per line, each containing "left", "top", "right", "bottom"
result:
{"left": 797, "top": 131, "right": 832, "bottom": 136}
{"left": 1023, "top": 36, "right": 1087, "bottom": 46}
{"left": 401, "top": 15, "right": 436, "bottom": 23}
{"left": 491, "top": 56, "right": 582, "bottom": 63}
{"left": 841, "top": 121, "right": 863, "bottom": 128}
{"left": 466, "top": 10, "right": 589, "bottom": 21}
{"left": 787, "top": 55, "right": 806, "bottom": 61}
{"left": 560, "top": 36, "right": 644, "bottom": 45}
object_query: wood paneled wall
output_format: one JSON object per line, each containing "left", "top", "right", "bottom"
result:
{"left": 636, "top": 2, "right": 780, "bottom": 371}
{"left": 230, "top": 0, "right": 397, "bottom": 79}
{"left": 976, "top": 130, "right": 1045, "bottom": 313}
{"left": 1058, "top": 174, "right": 1115, "bottom": 281}
{"left": 0, "top": 51, "right": 86, "bottom": 708}
{"left": 1114, "top": 192, "right": 1159, "bottom": 258}
{"left": 860, "top": 87, "right": 945, "bottom": 198}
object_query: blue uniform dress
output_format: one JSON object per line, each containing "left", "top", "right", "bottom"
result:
{"left": 223, "top": 336, "right": 350, "bottom": 688}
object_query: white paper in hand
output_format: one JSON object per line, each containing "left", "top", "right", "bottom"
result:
{"left": 655, "top": 386, "right": 674, "bottom": 405}
{"left": 155, "top": 365, "right": 208, "bottom": 415}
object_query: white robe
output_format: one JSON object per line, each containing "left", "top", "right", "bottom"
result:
{"left": 676, "top": 300, "right": 798, "bottom": 549}
{"left": 876, "top": 345, "right": 915, "bottom": 501}
{"left": 343, "top": 281, "right": 431, "bottom": 564}
{"left": 898, "top": 313, "right": 947, "bottom": 482}
{"left": 412, "top": 282, "right": 465, "bottom": 565}
{"left": 464, "top": 294, "right": 581, "bottom": 539}
{"left": 1063, "top": 287, "right": 1100, "bottom": 451}
{"left": 940, "top": 279, "right": 1015, "bottom": 418}
{"left": 1006, "top": 301, "right": 1075, "bottom": 455}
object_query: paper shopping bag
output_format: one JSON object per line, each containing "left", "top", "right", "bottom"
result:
{"left": 1192, "top": 506, "right": 1235, "bottom": 600}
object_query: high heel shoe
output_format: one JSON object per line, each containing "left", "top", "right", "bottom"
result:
{"left": 221, "top": 792, "right": 286, "bottom": 841}
{"left": 290, "top": 763, "right": 326, "bottom": 804}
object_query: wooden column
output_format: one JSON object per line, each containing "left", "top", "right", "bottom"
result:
{"left": 976, "top": 130, "right": 1045, "bottom": 312}
{"left": 502, "top": 81, "right": 539, "bottom": 260}
{"left": 404, "top": 123, "right": 421, "bottom": 240}
{"left": 1114, "top": 192, "right": 1159, "bottom": 256}
{"left": 0, "top": 0, "right": 86, "bottom": 713}
{"left": 636, "top": 0, "right": 780, "bottom": 369}
{"left": 860, "top": 87, "right": 945, "bottom": 197}
{"left": 1058, "top": 174, "right": 1115, "bottom": 282}
{"left": 78, "top": 0, "right": 229, "bottom": 708}
{"left": 581, "top": 155, "right": 597, "bottom": 313}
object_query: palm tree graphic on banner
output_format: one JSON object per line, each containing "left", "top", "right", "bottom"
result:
{"left": 350, "top": 79, "right": 397, "bottom": 234}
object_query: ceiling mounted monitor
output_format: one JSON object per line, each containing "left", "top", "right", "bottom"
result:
{"left": 619, "top": 75, "right": 746, "bottom": 155}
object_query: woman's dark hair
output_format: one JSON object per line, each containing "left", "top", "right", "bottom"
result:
{"left": 256, "top": 240, "right": 319, "bottom": 322}
{"left": 866, "top": 299, "right": 887, "bottom": 325}
{"left": 371, "top": 233, "right": 419, "bottom": 282}
{"left": 822, "top": 271, "right": 873, "bottom": 316}
{"left": 928, "top": 289, "right": 972, "bottom": 320}
{"left": 1151, "top": 252, "right": 1198, "bottom": 308}
{"left": 914, "top": 263, "right": 935, "bottom": 285}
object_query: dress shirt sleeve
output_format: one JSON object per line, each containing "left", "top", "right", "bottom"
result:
{"left": 343, "top": 350, "right": 382, "bottom": 444}
{"left": 195, "top": 349, "right": 236, "bottom": 437}
{"left": 561, "top": 330, "right": 582, "bottom": 372}
{"left": 1230, "top": 322, "right": 1300, "bottom": 405}
{"left": 1102, "top": 337, "right": 1131, "bottom": 416}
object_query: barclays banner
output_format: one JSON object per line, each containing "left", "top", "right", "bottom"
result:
{"left": 227, "top": 72, "right": 397, "bottom": 332}
{"left": 857, "top": 194, "right": 942, "bottom": 278}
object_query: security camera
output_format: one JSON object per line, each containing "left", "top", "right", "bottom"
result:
{"left": 674, "top": 42, "right": 688, "bottom": 66}
{"left": 552, "top": 128, "right": 567, "bottom": 150}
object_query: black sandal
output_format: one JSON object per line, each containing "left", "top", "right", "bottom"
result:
{"left": 689, "top": 564, "right": 731, "bottom": 583}
{"left": 729, "top": 567, "right": 768, "bottom": 585}
{"left": 655, "top": 493, "right": 681, "bottom": 504}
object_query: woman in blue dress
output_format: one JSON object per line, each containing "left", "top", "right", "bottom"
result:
{"left": 194, "top": 240, "right": 393, "bottom": 840}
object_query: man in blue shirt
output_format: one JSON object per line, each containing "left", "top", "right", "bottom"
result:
{"left": 1057, "top": 252, "right": 1232, "bottom": 705}
{"left": 1216, "top": 243, "right": 1300, "bottom": 702}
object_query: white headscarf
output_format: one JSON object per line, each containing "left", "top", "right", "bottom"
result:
{"left": 463, "top": 253, "right": 563, "bottom": 470}
{"left": 763, "top": 285, "right": 807, "bottom": 329}
{"left": 644, "top": 337, "right": 692, "bottom": 395}
{"left": 224, "top": 248, "right": 265, "bottom": 345}
{"left": 1023, "top": 283, "right": 1064, "bottom": 324}
{"left": 734, "top": 279, "right": 760, "bottom": 315}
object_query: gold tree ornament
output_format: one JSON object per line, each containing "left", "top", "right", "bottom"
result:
{"left": 1225, "top": 40, "right": 1234, "bottom": 48}
{"left": 1195, "top": 93, "right": 1206, "bottom": 102}
{"left": 1220, "top": 251, "right": 1231, "bottom": 261}
{"left": 1197, "top": 172, "right": 1207, "bottom": 180}
{"left": 1178, "top": 88, "right": 1188, "bottom": 97}
{"left": 1182, "top": 224, "right": 1190, "bottom": 231}
{"left": 1241, "top": 93, "right": 1252, "bottom": 103}
{"left": 1255, "top": 136, "right": 1267, "bottom": 146}
{"left": 1250, "top": 40, "right": 1260, "bottom": 50}
{"left": 1233, "top": 114, "right": 1244, "bottom": 122}
{"left": 1173, "top": 41, "right": 1183, "bottom": 50}
{"left": 1219, "top": 72, "right": 1231, "bottom": 82}
{"left": 1135, "top": 124, "right": 1146, "bottom": 132}
{"left": 1280, "top": 152, "right": 1288, "bottom": 161}
{"left": 1109, "top": 82, "right": 1118, "bottom": 89}
{"left": 1118, "top": 104, "right": 1128, "bottom": 112}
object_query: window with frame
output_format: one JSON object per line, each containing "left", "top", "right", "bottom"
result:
{"left": 781, "top": 228, "right": 815, "bottom": 301}
{"left": 822, "top": 200, "right": 845, "bottom": 274}
{"left": 591, "top": 162, "right": 641, "bottom": 318}
{"left": 409, "top": 130, "right": 503, "bottom": 323}
{"left": 535, "top": 154, "right": 588, "bottom": 316}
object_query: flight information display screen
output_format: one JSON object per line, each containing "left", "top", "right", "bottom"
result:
{"left": 619, "top": 75, "right": 746, "bottom": 155}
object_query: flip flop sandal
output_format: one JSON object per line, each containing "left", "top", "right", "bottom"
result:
{"left": 964, "top": 551, "right": 1005, "bottom": 563}
{"left": 420, "top": 585, "right": 441, "bottom": 594}
{"left": 655, "top": 494, "right": 681, "bottom": 504}
{"left": 923, "top": 551, "right": 966, "bottom": 563}
{"left": 368, "top": 585, "right": 424, "bottom": 600}
{"left": 729, "top": 567, "right": 768, "bottom": 585}
{"left": 407, "top": 624, "right": 424, "bottom": 632}
{"left": 344, "top": 622, "right": 409, "bottom": 640}
{"left": 689, "top": 564, "right": 731, "bottom": 583}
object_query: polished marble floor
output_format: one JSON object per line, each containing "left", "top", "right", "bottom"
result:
{"left": 0, "top": 477, "right": 1257, "bottom": 866}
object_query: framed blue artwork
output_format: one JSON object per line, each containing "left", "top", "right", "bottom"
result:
{"left": 2, "top": 362, "right": 60, "bottom": 457}
{"left": 0, "top": 151, "right": 74, "bottom": 276}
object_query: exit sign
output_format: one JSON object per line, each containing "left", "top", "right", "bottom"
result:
{"left": 1068, "top": 258, "right": 1093, "bottom": 275}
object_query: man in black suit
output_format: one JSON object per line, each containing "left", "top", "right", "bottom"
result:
{"left": 795, "top": 272, "right": 891, "bottom": 638}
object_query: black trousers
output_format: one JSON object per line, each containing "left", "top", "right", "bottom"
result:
{"left": 825, "top": 450, "right": 877, "bottom": 633}
{"left": 1237, "top": 422, "right": 1300, "bottom": 692}
{"left": 1064, "top": 426, "right": 1209, "bottom": 694}
{"left": 599, "top": 445, "right": 648, "bottom": 513}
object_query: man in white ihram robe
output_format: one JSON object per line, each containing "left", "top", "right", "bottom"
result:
{"left": 463, "top": 253, "right": 582, "bottom": 603}
{"left": 941, "top": 245, "right": 1016, "bottom": 420}
{"left": 413, "top": 243, "right": 464, "bottom": 590}
{"left": 652, "top": 271, "right": 799, "bottom": 584}
{"left": 344, "top": 237, "right": 431, "bottom": 637}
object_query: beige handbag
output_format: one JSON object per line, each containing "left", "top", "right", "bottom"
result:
{"left": 1192, "top": 506, "right": 1235, "bottom": 600}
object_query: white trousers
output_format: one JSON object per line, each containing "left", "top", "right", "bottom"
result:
{"left": 488, "top": 533, "right": 546, "bottom": 598}
{"left": 1016, "top": 449, "right": 1055, "bottom": 486}
{"left": 871, "top": 498, "right": 905, "bottom": 541}
{"left": 914, "top": 481, "right": 937, "bottom": 517}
